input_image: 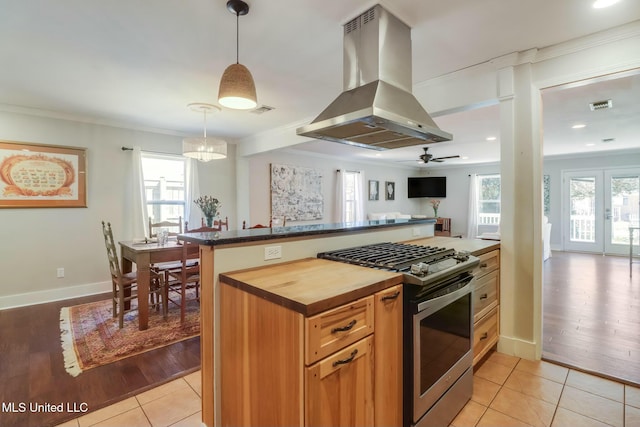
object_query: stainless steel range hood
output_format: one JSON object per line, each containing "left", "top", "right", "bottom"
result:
{"left": 296, "top": 5, "right": 452, "bottom": 150}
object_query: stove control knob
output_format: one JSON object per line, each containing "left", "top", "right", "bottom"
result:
{"left": 410, "top": 263, "right": 422, "bottom": 275}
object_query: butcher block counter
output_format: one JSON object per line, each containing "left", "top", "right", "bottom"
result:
{"left": 219, "top": 257, "right": 404, "bottom": 426}
{"left": 219, "top": 257, "right": 403, "bottom": 316}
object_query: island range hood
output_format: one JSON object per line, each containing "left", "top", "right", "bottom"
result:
{"left": 296, "top": 5, "right": 452, "bottom": 150}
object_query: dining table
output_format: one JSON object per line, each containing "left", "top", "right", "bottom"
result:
{"left": 119, "top": 238, "right": 200, "bottom": 330}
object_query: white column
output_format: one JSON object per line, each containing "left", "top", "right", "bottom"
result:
{"left": 497, "top": 63, "right": 543, "bottom": 360}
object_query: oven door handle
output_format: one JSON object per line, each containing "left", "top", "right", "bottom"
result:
{"left": 416, "top": 277, "right": 474, "bottom": 315}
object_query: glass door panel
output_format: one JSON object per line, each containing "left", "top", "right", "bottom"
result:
{"left": 604, "top": 169, "right": 640, "bottom": 255}
{"left": 563, "top": 170, "right": 603, "bottom": 253}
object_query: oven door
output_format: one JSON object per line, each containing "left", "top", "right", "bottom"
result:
{"left": 412, "top": 274, "right": 474, "bottom": 423}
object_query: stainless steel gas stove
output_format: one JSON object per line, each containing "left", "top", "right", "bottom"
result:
{"left": 318, "top": 242, "right": 479, "bottom": 287}
{"left": 318, "top": 242, "right": 479, "bottom": 427}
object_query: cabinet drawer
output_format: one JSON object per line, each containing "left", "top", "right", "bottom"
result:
{"left": 473, "top": 270, "right": 499, "bottom": 323}
{"left": 305, "top": 296, "right": 374, "bottom": 365}
{"left": 473, "top": 306, "right": 499, "bottom": 366}
{"left": 473, "top": 250, "right": 500, "bottom": 277}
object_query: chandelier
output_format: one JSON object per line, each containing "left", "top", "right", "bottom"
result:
{"left": 182, "top": 103, "right": 227, "bottom": 161}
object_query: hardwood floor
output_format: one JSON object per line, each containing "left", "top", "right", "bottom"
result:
{"left": 543, "top": 250, "right": 640, "bottom": 387}
{"left": 0, "top": 293, "right": 200, "bottom": 427}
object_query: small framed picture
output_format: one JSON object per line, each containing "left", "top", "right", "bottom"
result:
{"left": 385, "top": 181, "right": 395, "bottom": 200}
{"left": 368, "top": 180, "right": 379, "bottom": 201}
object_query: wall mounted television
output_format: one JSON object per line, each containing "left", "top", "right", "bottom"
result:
{"left": 407, "top": 176, "right": 447, "bottom": 198}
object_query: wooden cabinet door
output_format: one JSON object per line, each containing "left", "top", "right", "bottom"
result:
{"left": 305, "top": 337, "right": 373, "bottom": 427}
{"left": 374, "top": 284, "right": 403, "bottom": 427}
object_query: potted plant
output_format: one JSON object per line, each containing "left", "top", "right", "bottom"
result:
{"left": 194, "top": 195, "right": 221, "bottom": 227}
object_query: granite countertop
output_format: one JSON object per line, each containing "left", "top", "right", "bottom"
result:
{"left": 179, "top": 218, "right": 435, "bottom": 246}
{"left": 219, "top": 258, "right": 403, "bottom": 316}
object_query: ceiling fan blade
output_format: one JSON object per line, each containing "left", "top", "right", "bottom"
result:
{"left": 433, "top": 155, "right": 461, "bottom": 161}
{"left": 430, "top": 159, "right": 444, "bottom": 162}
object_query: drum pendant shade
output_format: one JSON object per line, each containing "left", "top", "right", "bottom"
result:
{"left": 182, "top": 103, "right": 227, "bottom": 161}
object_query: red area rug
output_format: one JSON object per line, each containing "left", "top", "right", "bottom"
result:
{"left": 60, "top": 291, "right": 199, "bottom": 377}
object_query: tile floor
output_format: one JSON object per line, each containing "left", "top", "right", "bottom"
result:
{"left": 54, "top": 371, "right": 202, "bottom": 427}
{"left": 56, "top": 351, "right": 640, "bottom": 427}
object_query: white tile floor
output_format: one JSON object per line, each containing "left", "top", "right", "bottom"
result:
{"left": 57, "top": 351, "right": 640, "bottom": 427}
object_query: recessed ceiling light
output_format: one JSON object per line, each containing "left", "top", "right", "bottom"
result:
{"left": 462, "top": 156, "right": 469, "bottom": 160}
{"left": 486, "top": 136, "right": 497, "bottom": 141}
{"left": 593, "top": 0, "right": 621, "bottom": 9}
{"left": 375, "top": 153, "right": 381, "bottom": 157}
{"left": 586, "top": 143, "right": 596, "bottom": 146}
{"left": 572, "top": 124, "right": 586, "bottom": 129}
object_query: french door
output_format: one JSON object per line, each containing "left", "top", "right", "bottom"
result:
{"left": 563, "top": 168, "right": 640, "bottom": 255}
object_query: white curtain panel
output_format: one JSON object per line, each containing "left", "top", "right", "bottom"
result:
{"left": 131, "top": 146, "right": 149, "bottom": 238}
{"left": 466, "top": 174, "right": 479, "bottom": 238}
{"left": 185, "top": 158, "right": 200, "bottom": 227}
{"left": 335, "top": 170, "right": 347, "bottom": 222}
{"left": 354, "top": 170, "right": 365, "bottom": 222}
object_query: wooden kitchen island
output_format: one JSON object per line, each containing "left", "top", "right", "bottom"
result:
{"left": 180, "top": 221, "right": 500, "bottom": 427}
{"left": 180, "top": 219, "right": 436, "bottom": 427}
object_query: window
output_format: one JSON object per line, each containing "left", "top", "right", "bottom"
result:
{"left": 477, "top": 174, "right": 501, "bottom": 234}
{"left": 141, "top": 154, "right": 187, "bottom": 223}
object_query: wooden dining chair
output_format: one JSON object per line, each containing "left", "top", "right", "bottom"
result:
{"left": 185, "top": 222, "right": 220, "bottom": 233}
{"left": 101, "top": 221, "right": 165, "bottom": 328}
{"left": 149, "top": 216, "right": 182, "bottom": 237}
{"left": 242, "top": 219, "right": 272, "bottom": 229}
{"left": 165, "top": 237, "right": 200, "bottom": 323}
{"left": 212, "top": 216, "right": 229, "bottom": 231}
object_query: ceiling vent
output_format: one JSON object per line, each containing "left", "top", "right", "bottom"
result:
{"left": 250, "top": 105, "right": 275, "bottom": 115}
{"left": 589, "top": 99, "right": 612, "bottom": 111}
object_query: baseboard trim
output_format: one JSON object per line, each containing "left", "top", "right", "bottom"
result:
{"left": 497, "top": 335, "right": 540, "bottom": 361}
{"left": 0, "top": 281, "right": 111, "bottom": 310}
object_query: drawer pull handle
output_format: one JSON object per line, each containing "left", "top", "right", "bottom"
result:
{"left": 479, "top": 293, "right": 488, "bottom": 300}
{"left": 333, "top": 349, "right": 358, "bottom": 367}
{"left": 332, "top": 319, "right": 357, "bottom": 333}
{"left": 480, "top": 332, "right": 488, "bottom": 340}
{"left": 480, "top": 262, "right": 488, "bottom": 268}
{"left": 381, "top": 291, "right": 400, "bottom": 301}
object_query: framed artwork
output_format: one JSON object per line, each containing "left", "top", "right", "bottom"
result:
{"left": 385, "top": 181, "right": 395, "bottom": 200}
{"left": 543, "top": 174, "right": 550, "bottom": 216}
{"left": 368, "top": 180, "right": 379, "bottom": 201}
{"left": 270, "top": 163, "right": 323, "bottom": 220}
{"left": 0, "top": 140, "right": 87, "bottom": 208}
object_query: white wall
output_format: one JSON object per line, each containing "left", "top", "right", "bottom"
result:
{"left": 245, "top": 148, "right": 427, "bottom": 225}
{"left": 0, "top": 110, "right": 236, "bottom": 307}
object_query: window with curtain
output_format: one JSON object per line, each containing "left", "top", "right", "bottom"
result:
{"left": 141, "top": 153, "right": 187, "bottom": 223}
{"left": 477, "top": 174, "right": 501, "bottom": 234}
{"left": 336, "top": 170, "right": 364, "bottom": 223}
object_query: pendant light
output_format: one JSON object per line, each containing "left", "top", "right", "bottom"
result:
{"left": 182, "top": 103, "right": 227, "bottom": 161}
{"left": 218, "top": 0, "right": 257, "bottom": 110}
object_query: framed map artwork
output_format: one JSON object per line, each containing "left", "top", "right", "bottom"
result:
{"left": 0, "top": 140, "right": 87, "bottom": 208}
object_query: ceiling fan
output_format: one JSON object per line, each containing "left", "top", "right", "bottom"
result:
{"left": 416, "top": 147, "right": 460, "bottom": 164}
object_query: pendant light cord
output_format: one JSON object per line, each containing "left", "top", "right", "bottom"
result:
{"left": 202, "top": 109, "right": 207, "bottom": 140}
{"left": 235, "top": 12, "right": 239, "bottom": 64}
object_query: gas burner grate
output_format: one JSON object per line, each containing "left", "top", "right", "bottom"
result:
{"left": 318, "top": 242, "right": 455, "bottom": 272}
